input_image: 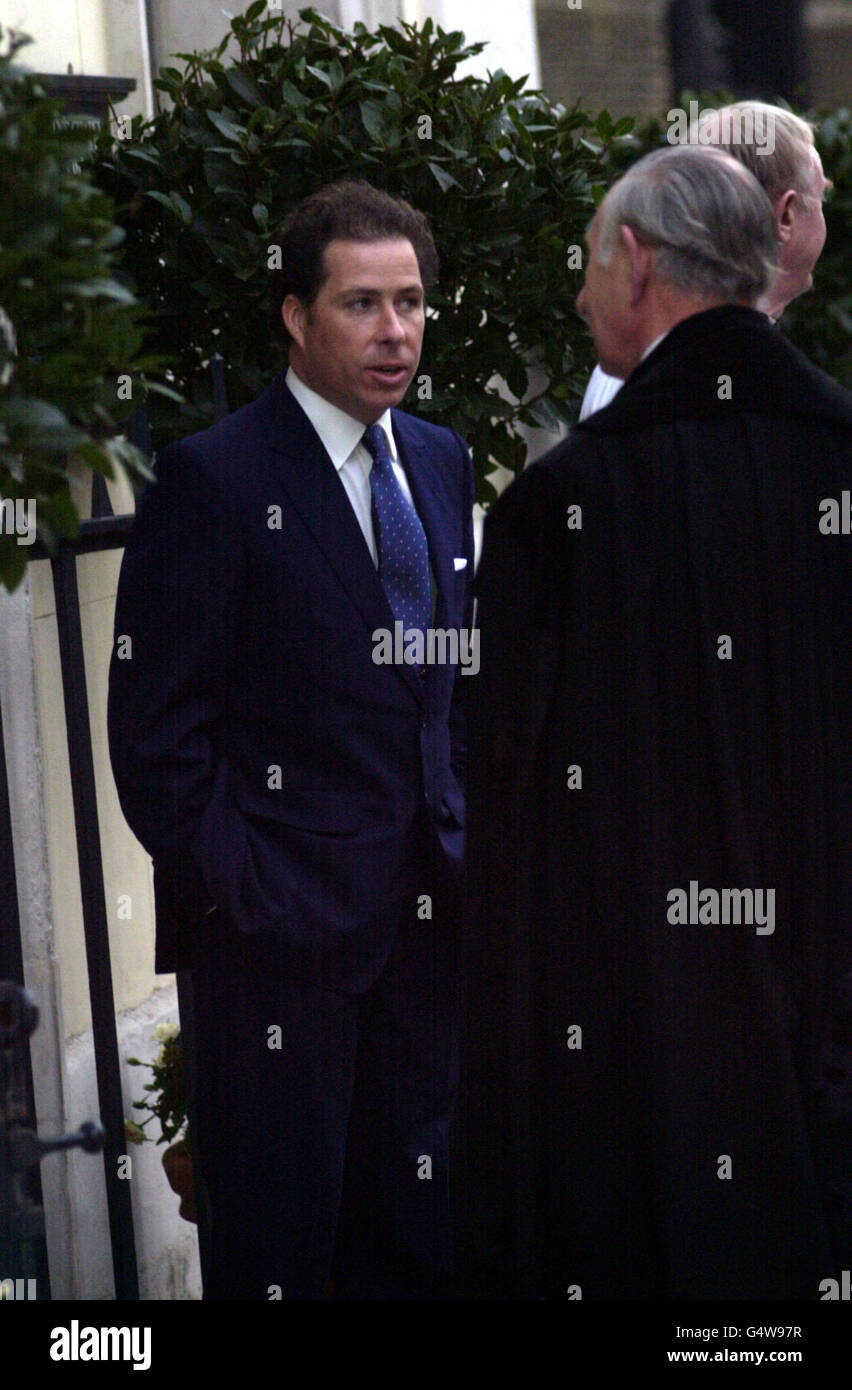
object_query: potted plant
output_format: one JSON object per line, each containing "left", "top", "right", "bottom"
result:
{"left": 125, "top": 1022, "right": 196, "bottom": 1222}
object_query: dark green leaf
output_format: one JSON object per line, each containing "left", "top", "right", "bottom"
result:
{"left": 226, "top": 69, "right": 264, "bottom": 108}
{"left": 305, "top": 65, "right": 332, "bottom": 88}
{"left": 206, "top": 110, "right": 244, "bottom": 143}
{"left": 427, "top": 160, "right": 460, "bottom": 192}
{"left": 360, "top": 102, "right": 385, "bottom": 142}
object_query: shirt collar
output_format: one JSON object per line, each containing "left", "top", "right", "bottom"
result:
{"left": 286, "top": 366, "right": 397, "bottom": 470}
{"left": 640, "top": 330, "right": 669, "bottom": 363}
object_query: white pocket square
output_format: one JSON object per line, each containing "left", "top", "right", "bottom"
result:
{"left": 453, "top": 557, "right": 468, "bottom": 570}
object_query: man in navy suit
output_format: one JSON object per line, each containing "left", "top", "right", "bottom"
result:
{"left": 108, "top": 182, "right": 474, "bottom": 1299}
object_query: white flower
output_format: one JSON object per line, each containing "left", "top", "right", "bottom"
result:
{"left": 153, "top": 1021, "right": 180, "bottom": 1044}
{"left": 0, "top": 306, "right": 17, "bottom": 387}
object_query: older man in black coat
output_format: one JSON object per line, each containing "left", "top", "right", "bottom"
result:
{"left": 456, "top": 146, "right": 852, "bottom": 1300}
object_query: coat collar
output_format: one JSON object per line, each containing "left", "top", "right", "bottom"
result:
{"left": 580, "top": 305, "right": 852, "bottom": 435}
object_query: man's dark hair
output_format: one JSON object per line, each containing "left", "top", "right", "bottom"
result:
{"left": 270, "top": 180, "right": 439, "bottom": 344}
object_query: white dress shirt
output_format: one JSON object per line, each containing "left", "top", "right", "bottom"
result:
{"left": 578, "top": 334, "right": 670, "bottom": 422}
{"left": 579, "top": 363, "right": 623, "bottom": 421}
{"left": 286, "top": 366, "right": 417, "bottom": 568}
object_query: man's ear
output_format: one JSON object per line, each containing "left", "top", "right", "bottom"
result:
{"left": 773, "top": 189, "right": 797, "bottom": 244}
{"left": 282, "top": 295, "right": 307, "bottom": 349}
{"left": 619, "top": 224, "right": 653, "bottom": 304}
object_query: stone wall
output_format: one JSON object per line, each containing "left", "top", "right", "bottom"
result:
{"left": 809, "top": 1, "right": 852, "bottom": 108}
{"left": 536, "top": 0, "right": 852, "bottom": 117}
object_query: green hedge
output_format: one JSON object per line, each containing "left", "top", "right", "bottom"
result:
{"left": 0, "top": 29, "right": 170, "bottom": 591}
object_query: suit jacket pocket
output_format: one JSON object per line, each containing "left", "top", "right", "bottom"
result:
{"left": 230, "top": 776, "right": 362, "bottom": 836}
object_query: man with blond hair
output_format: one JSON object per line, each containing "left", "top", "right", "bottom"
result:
{"left": 580, "top": 101, "right": 831, "bottom": 419}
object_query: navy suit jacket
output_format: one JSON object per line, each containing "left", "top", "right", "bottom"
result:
{"left": 108, "top": 372, "right": 475, "bottom": 991}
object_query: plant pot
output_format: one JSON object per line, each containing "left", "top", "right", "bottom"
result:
{"left": 161, "top": 1142, "right": 197, "bottom": 1224}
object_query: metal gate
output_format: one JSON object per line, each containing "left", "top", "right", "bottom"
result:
{"left": 0, "top": 364, "right": 228, "bottom": 1298}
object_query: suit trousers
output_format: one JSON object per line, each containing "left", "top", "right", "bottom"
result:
{"left": 188, "top": 826, "right": 459, "bottom": 1300}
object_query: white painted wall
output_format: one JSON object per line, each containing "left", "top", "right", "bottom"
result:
{"left": 0, "top": 577, "right": 75, "bottom": 1297}
{"left": 5, "top": 0, "right": 108, "bottom": 77}
{"left": 1, "top": 559, "right": 201, "bottom": 1297}
{"left": 417, "top": 0, "right": 540, "bottom": 83}
{"left": 28, "top": 465, "right": 161, "bottom": 1043}
{"left": 8, "top": 0, "right": 152, "bottom": 119}
{"left": 64, "top": 983, "right": 201, "bottom": 1299}
{"left": 339, "top": 0, "right": 541, "bottom": 82}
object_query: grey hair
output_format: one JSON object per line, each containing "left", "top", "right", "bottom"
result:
{"left": 595, "top": 145, "right": 778, "bottom": 303}
{"left": 688, "top": 102, "right": 817, "bottom": 203}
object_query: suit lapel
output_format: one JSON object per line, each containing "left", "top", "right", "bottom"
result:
{"left": 255, "top": 374, "right": 426, "bottom": 700}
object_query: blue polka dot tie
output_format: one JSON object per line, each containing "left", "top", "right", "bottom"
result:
{"left": 362, "top": 423, "right": 431, "bottom": 661}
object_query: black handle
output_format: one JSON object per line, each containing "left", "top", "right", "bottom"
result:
{"left": 9, "top": 1120, "right": 106, "bottom": 1170}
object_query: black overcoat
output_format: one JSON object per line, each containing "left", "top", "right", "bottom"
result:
{"left": 455, "top": 306, "right": 852, "bottom": 1299}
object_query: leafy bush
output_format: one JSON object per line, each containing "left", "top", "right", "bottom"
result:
{"left": 0, "top": 29, "right": 169, "bottom": 591}
{"left": 93, "top": 4, "right": 631, "bottom": 501}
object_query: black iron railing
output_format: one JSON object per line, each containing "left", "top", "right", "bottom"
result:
{"left": 2, "top": 363, "right": 228, "bottom": 1298}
